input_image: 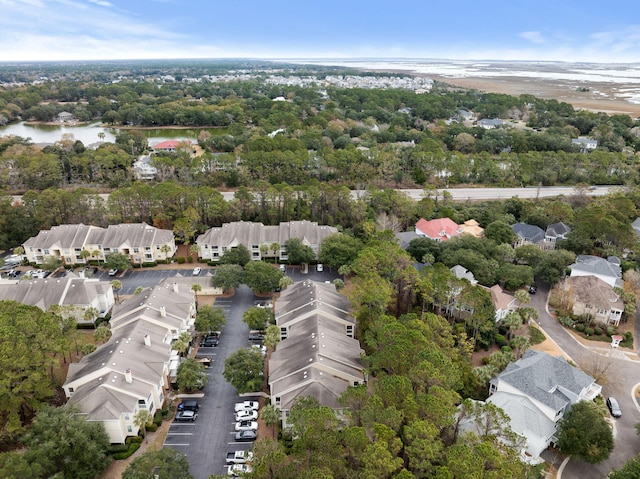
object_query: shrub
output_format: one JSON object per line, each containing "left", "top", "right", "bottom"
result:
{"left": 606, "top": 326, "right": 617, "bottom": 337}
{"left": 108, "top": 444, "right": 130, "bottom": 454}
{"left": 481, "top": 356, "right": 491, "bottom": 365}
{"left": 575, "top": 324, "right": 586, "bottom": 332}
{"left": 112, "top": 443, "right": 140, "bottom": 460}
{"left": 142, "top": 262, "right": 157, "bottom": 267}
{"left": 187, "top": 256, "right": 194, "bottom": 263}
{"left": 146, "top": 422, "right": 158, "bottom": 432}
{"left": 529, "top": 325, "right": 546, "bottom": 345}
{"left": 558, "top": 316, "right": 576, "bottom": 328}
{"left": 176, "top": 256, "right": 186, "bottom": 264}
{"left": 584, "top": 327, "right": 594, "bottom": 336}
{"left": 594, "top": 327, "right": 603, "bottom": 336}
{"left": 495, "top": 334, "right": 508, "bottom": 347}
{"left": 125, "top": 435, "right": 143, "bottom": 445}
{"left": 208, "top": 261, "right": 218, "bottom": 266}
{"left": 154, "top": 410, "right": 163, "bottom": 426}
{"left": 501, "top": 345, "right": 512, "bottom": 353}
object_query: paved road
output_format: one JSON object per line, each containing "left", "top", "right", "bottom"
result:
{"left": 9, "top": 185, "right": 616, "bottom": 207}
{"left": 531, "top": 283, "right": 640, "bottom": 478}
{"left": 164, "top": 284, "right": 261, "bottom": 479}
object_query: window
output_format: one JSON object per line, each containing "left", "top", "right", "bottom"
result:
{"left": 213, "top": 252, "right": 219, "bottom": 257}
{"left": 137, "top": 399, "right": 147, "bottom": 409}
{"left": 74, "top": 248, "right": 81, "bottom": 253}
{"left": 145, "top": 246, "right": 151, "bottom": 251}
{"left": 275, "top": 396, "right": 281, "bottom": 406}
{"left": 124, "top": 413, "right": 130, "bottom": 420}
{"left": 69, "top": 387, "right": 74, "bottom": 393}
{"left": 43, "top": 249, "right": 49, "bottom": 255}
{"left": 103, "top": 247, "right": 110, "bottom": 253}
{"left": 212, "top": 245, "right": 218, "bottom": 250}
{"left": 127, "top": 426, "right": 132, "bottom": 433}
{"left": 252, "top": 244, "right": 259, "bottom": 249}
{"left": 134, "top": 247, "right": 139, "bottom": 253}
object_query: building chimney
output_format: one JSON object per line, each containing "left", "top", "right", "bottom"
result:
{"left": 144, "top": 334, "right": 151, "bottom": 346}
{"left": 124, "top": 369, "right": 132, "bottom": 384}
{"left": 160, "top": 306, "right": 166, "bottom": 317}
{"left": 173, "top": 282, "right": 179, "bottom": 293}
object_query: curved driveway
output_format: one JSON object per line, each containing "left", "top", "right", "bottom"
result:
{"left": 531, "top": 283, "right": 640, "bottom": 478}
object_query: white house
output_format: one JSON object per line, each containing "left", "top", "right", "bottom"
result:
{"left": 568, "top": 255, "right": 623, "bottom": 288}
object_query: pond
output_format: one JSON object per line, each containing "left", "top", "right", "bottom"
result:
{"left": 0, "top": 121, "right": 229, "bottom": 146}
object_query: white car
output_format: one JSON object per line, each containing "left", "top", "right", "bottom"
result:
{"left": 192, "top": 267, "right": 201, "bottom": 276}
{"left": 227, "top": 464, "right": 253, "bottom": 477}
{"left": 108, "top": 268, "right": 118, "bottom": 276}
{"left": 234, "top": 401, "right": 259, "bottom": 412}
{"left": 25, "top": 269, "right": 45, "bottom": 279}
{"left": 235, "top": 409, "right": 258, "bottom": 421}
{"left": 316, "top": 263, "right": 323, "bottom": 272}
{"left": 279, "top": 264, "right": 286, "bottom": 271}
{"left": 235, "top": 420, "right": 258, "bottom": 431}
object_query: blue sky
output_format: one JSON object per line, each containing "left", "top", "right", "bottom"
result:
{"left": 1, "top": 0, "right": 638, "bottom": 63}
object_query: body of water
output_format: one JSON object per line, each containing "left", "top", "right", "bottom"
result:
{"left": 0, "top": 121, "right": 228, "bottom": 146}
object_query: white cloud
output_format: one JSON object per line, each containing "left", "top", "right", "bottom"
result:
{"left": 519, "top": 31, "right": 546, "bottom": 44}
{"left": 87, "top": 0, "right": 113, "bottom": 6}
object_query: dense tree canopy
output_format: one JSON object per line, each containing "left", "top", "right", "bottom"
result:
{"left": 122, "top": 448, "right": 193, "bottom": 479}
{"left": 556, "top": 401, "right": 614, "bottom": 464}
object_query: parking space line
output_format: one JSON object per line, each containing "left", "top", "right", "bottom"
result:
{"left": 166, "top": 432, "right": 193, "bottom": 436}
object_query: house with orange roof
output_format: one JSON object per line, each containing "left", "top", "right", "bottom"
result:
{"left": 415, "top": 218, "right": 462, "bottom": 242}
{"left": 460, "top": 219, "right": 484, "bottom": 238}
{"left": 153, "top": 140, "right": 183, "bottom": 152}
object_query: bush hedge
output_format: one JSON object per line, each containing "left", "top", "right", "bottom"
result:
{"left": 575, "top": 324, "right": 585, "bottom": 332}
{"left": 112, "top": 443, "right": 140, "bottom": 460}
{"left": 528, "top": 325, "right": 546, "bottom": 345}
{"left": 176, "top": 256, "right": 186, "bottom": 264}
{"left": 495, "top": 334, "right": 508, "bottom": 347}
{"left": 126, "top": 435, "right": 143, "bottom": 445}
{"left": 154, "top": 410, "right": 163, "bottom": 426}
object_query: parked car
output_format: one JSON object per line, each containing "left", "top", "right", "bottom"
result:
{"left": 177, "top": 399, "right": 199, "bottom": 412}
{"left": 255, "top": 302, "right": 272, "bottom": 309}
{"left": 25, "top": 269, "right": 45, "bottom": 279}
{"left": 226, "top": 464, "right": 253, "bottom": 476}
{"left": 251, "top": 344, "right": 267, "bottom": 356}
{"left": 234, "top": 401, "right": 259, "bottom": 412}
{"left": 200, "top": 336, "right": 218, "bottom": 347}
{"left": 174, "top": 410, "right": 198, "bottom": 422}
{"left": 606, "top": 397, "right": 622, "bottom": 417}
{"left": 316, "top": 263, "right": 323, "bottom": 272}
{"left": 235, "top": 420, "right": 258, "bottom": 431}
{"left": 248, "top": 333, "right": 266, "bottom": 342}
{"left": 234, "top": 430, "right": 257, "bottom": 442}
{"left": 225, "top": 450, "right": 254, "bottom": 464}
{"left": 235, "top": 409, "right": 258, "bottom": 421}
{"left": 6, "top": 270, "right": 19, "bottom": 278}
{"left": 279, "top": 264, "right": 286, "bottom": 271}
{"left": 108, "top": 268, "right": 118, "bottom": 276}
{"left": 528, "top": 285, "right": 537, "bottom": 294}
{"left": 192, "top": 267, "right": 201, "bottom": 276}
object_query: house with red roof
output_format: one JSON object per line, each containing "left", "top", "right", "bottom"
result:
{"left": 153, "top": 140, "right": 183, "bottom": 152}
{"left": 415, "top": 218, "right": 463, "bottom": 242}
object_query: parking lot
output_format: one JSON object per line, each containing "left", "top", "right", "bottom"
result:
{"left": 163, "top": 285, "right": 263, "bottom": 479}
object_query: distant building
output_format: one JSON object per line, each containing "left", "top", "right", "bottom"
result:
{"left": 152, "top": 140, "right": 182, "bottom": 152}
{"left": 568, "top": 255, "right": 623, "bottom": 288}
{"left": 544, "top": 222, "right": 571, "bottom": 245}
{"left": 415, "top": 218, "right": 462, "bottom": 242}
{"left": 511, "top": 223, "right": 545, "bottom": 248}
{"left": 477, "top": 118, "right": 505, "bottom": 129}
{"left": 57, "top": 111, "right": 75, "bottom": 122}
{"left": 196, "top": 221, "right": 337, "bottom": 262}
{"left": 133, "top": 156, "right": 157, "bottom": 180}
{"left": 571, "top": 137, "right": 598, "bottom": 152}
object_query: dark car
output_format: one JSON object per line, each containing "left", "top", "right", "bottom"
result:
{"left": 234, "top": 430, "right": 257, "bottom": 442}
{"left": 606, "top": 397, "right": 622, "bottom": 418}
{"left": 174, "top": 410, "right": 198, "bottom": 422}
{"left": 7, "top": 270, "right": 19, "bottom": 278}
{"left": 248, "top": 333, "right": 265, "bottom": 342}
{"left": 528, "top": 285, "right": 537, "bottom": 294}
{"left": 200, "top": 336, "right": 218, "bottom": 347}
{"left": 177, "top": 399, "right": 200, "bottom": 412}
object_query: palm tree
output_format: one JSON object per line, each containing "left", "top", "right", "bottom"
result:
{"left": 79, "top": 249, "right": 91, "bottom": 264}
{"left": 191, "top": 283, "right": 202, "bottom": 305}
{"left": 190, "top": 244, "right": 200, "bottom": 262}
{"left": 259, "top": 244, "right": 269, "bottom": 259}
{"left": 270, "top": 242, "right": 280, "bottom": 257}
{"left": 84, "top": 306, "right": 99, "bottom": 324}
{"left": 94, "top": 324, "right": 112, "bottom": 344}
{"left": 160, "top": 244, "right": 172, "bottom": 262}
{"left": 172, "top": 332, "right": 192, "bottom": 357}
{"left": 110, "top": 279, "right": 122, "bottom": 303}
{"left": 91, "top": 249, "right": 101, "bottom": 265}
{"left": 260, "top": 404, "right": 281, "bottom": 439}
{"left": 97, "top": 131, "right": 105, "bottom": 142}
{"left": 134, "top": 409, "right": 154, "bottom": 444}
{"left": 134, "top": 286, "right": 144, "bottom": 295}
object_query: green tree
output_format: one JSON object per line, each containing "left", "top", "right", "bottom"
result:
{"left": 243, "top": 306, "right": 272, "bottom": 331}
{"left": 122, "top": 448, "right": 193, "bottom": 479}
{"left": 134, "top": 409, "right": 153, "bottom": 444}
{"left": 22, "top": 403, "right": 111, "bottom": 479}
{"left": 556, "top": 401, "right": 614, "bottom": 464}
{"left": 104, "top": 251, "right": 131, "bottom": 272}
{"left": 536, "top": 249, "right": 575, "bottom": 283}
{"left": 172, "top": 332, "right": 192, "bottom": 357}
{"left": 93, "top": 324, "right": 112, "bottom": 344}
{"left": 220, "top": 245, "right": 251, "bottom": 266}
{"left": 211, "top": 264, "right": 243, "bottom": 292}
{"left": 176, "top": 358, "right": 208, "bottom": 392}
{"left": 264, "top": 324, "right": 280, "bottom": 351}
{"left": 191, "top": 283, "right": 202, "bottom": 304}
{"left": 319, "top": 233, "right": 364, "bottom": 270}
{"left": 194, "top": 305, "right": 226, "bottom": 333}
{"left": 173, "top": 207, "right": 199, "bottom": 244}
{"left": 0, "top": 301, "right": 64, "bottom": 434}
{"left": 79, "top": 249, "right": 91, "bottom": 263}
{"left": 242, "top": 261, "right": 284, "bottom": 294}
{"left": 284, "top": 237, "right": 316, "bottom": 265}
{"left": 0, "top": 451, "right": 42, "bottom": 479}
{"left": 483, "top": 220, "right": 517, "bottom": 245}
{"left": 110, "top": 279, "right": 122, "bottom": 303}
{"left": 223, "top": 348, "right": 264, "bottom": 394}
{"left": 83, "top": 306, "right": 99, "bottom": 324}
{"left": 260, "top": 404, "right": 281, "bottom": 439}
{"left": 41, "top": 256, "right": 63, "bottom": 272}
{"left": 610, "top": 454, "right": 640, "bottom": 479}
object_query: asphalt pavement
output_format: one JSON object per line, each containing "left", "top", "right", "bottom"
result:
{"left": 530, "top": 283, "right": 640, "bottom": 479}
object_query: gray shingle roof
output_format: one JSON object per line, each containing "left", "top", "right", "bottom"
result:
{"left": 488, "top": 391, "right": 556, "bottom": 441}
{"left": 545, "top": 222, "right": 571, "bottom": 238}
{"left": 570, "top": 255, "right": 622, "bottom": 280}
{"left": 490, "top": 350, "right": 595, "bottom": 412}
{"left": 23, "top": 224, "right": 101, "bottom": 250}
{"left": 511, "top": 222, "right": 545, "bottom": 243}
